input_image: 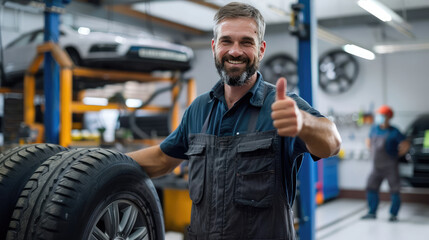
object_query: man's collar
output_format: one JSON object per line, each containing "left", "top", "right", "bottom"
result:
{"left": 209, "top": 72, "right": 267, "bottom": 107}
{"left": 209, "top": 80, "right": 224, "bottom": 101}
{"left": 248, "top": 72, "right": 266, "bottom": 107}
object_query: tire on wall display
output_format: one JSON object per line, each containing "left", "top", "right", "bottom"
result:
{"left": 318, "top": 49, "right": 359, "bottom": 95}
{"left": 7, "top": 148, "right": 164, "bottom": 240}
{"left": 260, "top": 53, "right": 298, "bottom": 92}
{"left": 0, "top": 144, "right": 68, "bottom": 240}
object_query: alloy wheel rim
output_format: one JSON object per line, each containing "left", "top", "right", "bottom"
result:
{"left": 89, "top": 199, "right": 152, "bottom": 240}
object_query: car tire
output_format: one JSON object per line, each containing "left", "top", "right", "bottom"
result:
{"left": 7, "top": 148, "right": 164, "bottom": 240}
{"left": 65, "top": 47, "right": 82, "bottom": 66}
{"left": 0, "top": 144, "right": 68, "bottom": 240}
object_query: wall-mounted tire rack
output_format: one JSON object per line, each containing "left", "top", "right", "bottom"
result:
{"left": 22, "top": 41, "right": 196, "bottom": 147}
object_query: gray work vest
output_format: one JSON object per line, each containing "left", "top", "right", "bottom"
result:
{"left": 370, "top": 130, "right": 398, "bottom": 170}
{"left": 185, "top": 99, "right": 297, "bottom": 240}
{"left": 366, "top": 128, "right": 401, "bottom": 192}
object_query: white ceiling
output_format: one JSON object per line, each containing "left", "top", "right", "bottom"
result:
{"left": 131, "top": 0, "right": 429, "bottom": 31}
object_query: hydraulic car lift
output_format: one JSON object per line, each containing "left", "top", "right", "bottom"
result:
{"left": 290, "top": 0, "right": 317, "bottom": 239}
{"left": 22, "top": 41, "right": 196, "bottom": 147}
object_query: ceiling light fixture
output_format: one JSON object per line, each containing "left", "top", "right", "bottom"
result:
{"left": 357, "top": 0, "right": 392, "bottom": 22}
{"left": 373, "top": 41, "right": 429, "bottom": 54}
{"left": 357, "top": 0, "right": 414, "bottom": 38}
{"left": 343, "top": 44, "right": 376, "bottom": 60}
{"left": 318, "top": 27, "right": 376, "bottom": 60}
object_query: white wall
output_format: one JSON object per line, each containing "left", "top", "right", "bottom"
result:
{"left": 1, "top": 8, "right": 44, "bottom": 45}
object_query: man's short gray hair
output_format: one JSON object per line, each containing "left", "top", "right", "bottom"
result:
{"left": 213, "top": 2, "right": 266, "bottom": 44}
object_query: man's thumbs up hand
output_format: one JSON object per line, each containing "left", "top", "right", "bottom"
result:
{"left": 271, "top": 77, "right": 303, "bottom": 137}
{"left": 276, "top": 76, "right": 287, "bottom": 100}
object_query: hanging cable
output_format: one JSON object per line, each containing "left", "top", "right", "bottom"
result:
{"left": 0, "top": 1, "right": 5, "bottom": 84}
{"left": 127, "top": 72, "right": 185, "bottom": 140}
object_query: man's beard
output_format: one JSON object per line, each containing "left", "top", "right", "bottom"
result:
{"left": 215, "top": 54, "right": 259, "bottom": 86}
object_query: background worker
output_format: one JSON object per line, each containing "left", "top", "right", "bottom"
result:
{"left": 127, "top": 2, "right": 341, "bottom": 239}
{"left": 362, "top": 105, "right": 410, "bottom": 222}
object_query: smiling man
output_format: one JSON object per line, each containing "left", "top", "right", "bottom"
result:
{"left": 127, "top": 2, "right": 341, "bottom": 239}
{"left": 213, "top": 17, "right": 263, "bottom": 87}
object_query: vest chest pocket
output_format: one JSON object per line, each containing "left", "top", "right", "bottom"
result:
{"left": 185, "top": 144, "right": 206, "bottom": 204}
{"left": 234, "top": 138, "right": 275, "bottom": 208}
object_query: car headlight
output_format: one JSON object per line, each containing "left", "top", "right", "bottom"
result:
{"left": 89, "top": 44, "right": 118, "bottom": 53}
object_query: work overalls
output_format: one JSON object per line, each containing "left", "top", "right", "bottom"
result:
{"left": 185, "top": 99, "right": 297, "bottom": 240}
{"left": 366, "top": 127, "right": 401, "bottom": 216}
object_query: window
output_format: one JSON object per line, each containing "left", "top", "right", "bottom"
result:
{"left": 6, "top": 33, "right": 33, "bottom": 49}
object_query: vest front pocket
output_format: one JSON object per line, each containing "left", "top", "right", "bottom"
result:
{"left": 234, "top": 138, "right": 275, "bottom": 208}
{"left": 185, "top": 144, "right": 206, "bottom": 204}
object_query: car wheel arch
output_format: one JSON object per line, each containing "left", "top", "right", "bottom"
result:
{"left": 64, "top": 46, "right": 83, "bottom": 66}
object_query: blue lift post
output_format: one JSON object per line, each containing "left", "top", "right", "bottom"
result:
{"left": 295, "top": 0, "right": 317, "bottom": 239}
{"left": 43, "top": 0, "right": 69, "bottom": 144}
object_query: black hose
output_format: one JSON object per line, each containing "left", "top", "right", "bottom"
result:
{"left": 127, "top": 74, "right": 185, "bottom": 140}
{"left": 0, "top": 2, "right": 5, "bottom": 84}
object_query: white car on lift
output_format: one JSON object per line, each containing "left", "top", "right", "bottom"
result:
{"left": 1, "top": 25, "right": 194, "bottom": 88}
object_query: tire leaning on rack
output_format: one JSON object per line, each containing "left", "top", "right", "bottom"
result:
{"left": 0, "top": 144, "right": 68, "bottom": 240}
{"left": 7, "top": 148, "right": 165, "bottom": 240}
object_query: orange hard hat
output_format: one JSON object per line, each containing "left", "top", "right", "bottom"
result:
{"left": 377, "top": 105, "right": 393, "bottom": 118}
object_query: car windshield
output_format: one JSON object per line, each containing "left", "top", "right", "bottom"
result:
{"left": 6, "top": 32, "right": 33, "bottom": 49}
{"left": 7, "top": 29, "right": 67, "bottom": 49}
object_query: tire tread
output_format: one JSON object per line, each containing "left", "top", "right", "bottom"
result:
{"left": 0, "top": 144, "right": 67, "bottom": 240}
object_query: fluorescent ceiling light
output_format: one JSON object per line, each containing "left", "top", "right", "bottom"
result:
{"left": 83, "top": 97, "right": 108, "bottom": 106}
{"left": 357, "top": 0, "right": 392, "bottom": 22}
{"left": 343, "top": 44, "right": 376, "bottom": 60}
{"left": 126, "top": 99, "right": 143, "bottom": 108}
{"left": 374, "top": 41, "right": 429, "bottom": 54}
{"left": 318, "top": 27, "right": 375, "bottom": 60}
{"left": 357, "top": 0, "right": 414, "bottom": 38}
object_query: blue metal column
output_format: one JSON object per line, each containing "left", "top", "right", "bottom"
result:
{"left": 43, "top": 0, "right": 68, "bottom": 143}
{"left": 296, "top": 0, "right": 317, "bottom": 239}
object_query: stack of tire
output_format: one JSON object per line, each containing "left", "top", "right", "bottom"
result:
{"left": 0, "top": 144, "right": 164, "bottom": 240}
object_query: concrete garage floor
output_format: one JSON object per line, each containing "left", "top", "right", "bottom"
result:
{"left": 316, "top": 198, "right": 429, "bottom": 240}
{"left": 166, "top": 198, "right": 429, "bottom": 240}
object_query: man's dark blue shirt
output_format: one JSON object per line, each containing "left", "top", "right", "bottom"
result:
{"left": 160, "top": 72, "right": 323, "bottom": 205}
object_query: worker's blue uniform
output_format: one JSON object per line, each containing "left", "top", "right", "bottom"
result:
{"left": 366, "top": 125, "right": 406, "bottom": 217}
{"left": 161, "top": 73, "right": 323, "bottom": 239}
